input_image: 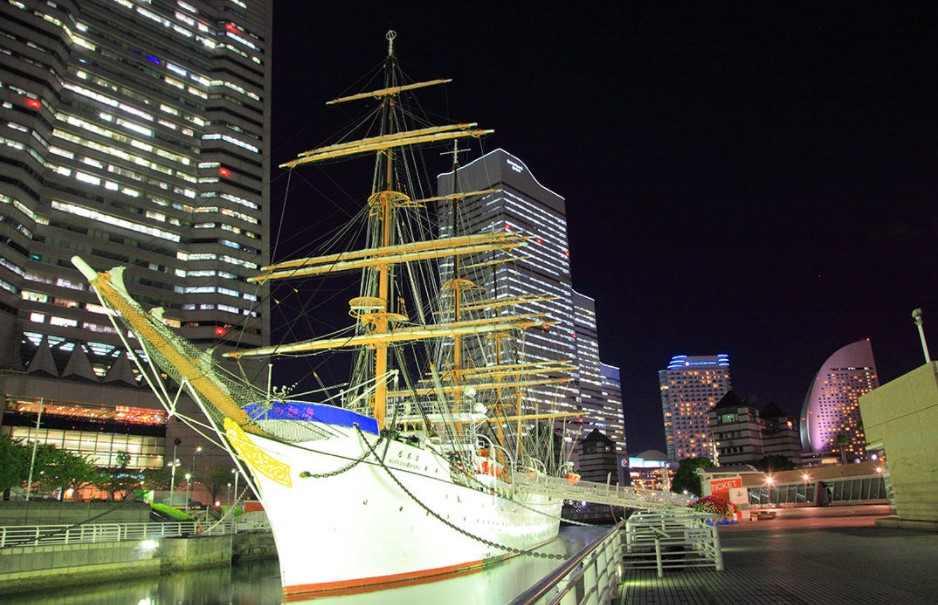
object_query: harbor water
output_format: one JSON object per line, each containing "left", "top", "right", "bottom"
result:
{"left": 11, "top": 525, "right": 610, "bottom": 604}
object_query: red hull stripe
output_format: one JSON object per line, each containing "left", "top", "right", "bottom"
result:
{"left": 283, "top": 556, "right": 509, "bottom": 600}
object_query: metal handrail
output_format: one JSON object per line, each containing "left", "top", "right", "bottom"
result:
{"left": 0, "top": 521, "right": 235, "bottom": 549}
{"left": 509, "top": 520, "right": 624, "bottom": 605}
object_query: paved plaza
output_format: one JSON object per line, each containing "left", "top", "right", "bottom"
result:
{"left": 619, "top": 508, "right": 938, "bottom": 604}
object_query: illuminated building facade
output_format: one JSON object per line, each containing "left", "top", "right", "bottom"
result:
{"left": 437, "top": 149, "right": 622, "bottom": 456}
{"left": 573, "top": 292, "right": 626, "bottom": 463}
{"left": 800, "top": 339, "right": 879, "bottom": 462}
{"left": 659, "top": 354, "right": 732, "bottom": 461}
{"left": 600, "top": 363, "right": 625, "bottom": 452}
{"left": 0, "top": 0, "right": 272, "bottom": 471}
{"left": 707, "top": 391, "right": 763, "bottom": 466}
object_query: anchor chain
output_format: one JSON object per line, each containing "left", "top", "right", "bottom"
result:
{"left": 355, "top": 425, "right": 565, "bottom": 560}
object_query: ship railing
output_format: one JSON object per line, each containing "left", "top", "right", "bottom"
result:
{"left": 509, "top": 519, "right": 624, "bottom": 605}
{"left": 0, "top": 520, "right": 236, "bottom": 549}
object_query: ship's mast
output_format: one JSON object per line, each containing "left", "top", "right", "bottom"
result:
{"left": 369, "top": 30, "right": 402, "bottom": 430}
{"left": 444, "top": 142, "right": 469, "bottom": 427}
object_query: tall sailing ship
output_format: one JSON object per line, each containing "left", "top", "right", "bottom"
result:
{"left": 72, "top": 31, "right": 579, "bottom": 599}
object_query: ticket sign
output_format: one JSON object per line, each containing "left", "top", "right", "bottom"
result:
{"left": 709, "top": 477, "right": 743, "bottom": 500}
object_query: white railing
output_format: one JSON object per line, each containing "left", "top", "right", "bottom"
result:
{"left": 509, "top": 521, "right": 624, "bottom": 605}
{"left": 513, "top": 472, "right": 695, "bottom": 510}
{"left": 622, "top": 509, "right": 724, "bottom": 577}
{"left": 0, "top": 521, "right": 234, "bottom": 549}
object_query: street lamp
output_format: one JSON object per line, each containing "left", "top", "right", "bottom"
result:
{"left": 185, "top": 472, "right": 192, "bottom": 508}
{"left": 231, "top": 467, "right": 240, "bottom": 507}
{"left": 189, "top": 445, "right": 202, "bottom": 503}
{"left": 802, "top": 473, "right": 811, "bottom": 504}
{"left": 168, "top": 438, "right": 181, "bottom": 505}
{"left": 191, "top": 445, "right": 202, "bottom": 477}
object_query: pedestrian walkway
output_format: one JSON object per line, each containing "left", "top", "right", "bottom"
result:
{"left": 619, "top": 514, "right": 938, "bottom": 604}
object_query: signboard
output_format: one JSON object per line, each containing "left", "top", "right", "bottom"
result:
{"left": 709, "top": 477, "right": 743, "bottom": 500}
{"left": 684, "top": 528, "right": 710, "bottom": 544}
{"left": 728, "top": 486, "right": 748, "bottom": 505}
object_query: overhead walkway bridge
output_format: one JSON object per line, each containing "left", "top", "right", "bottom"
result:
{"left": 511, "top": 472, "right": 695, "bottom": 510}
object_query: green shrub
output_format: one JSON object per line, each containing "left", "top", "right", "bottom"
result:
{"left": 151, "top": 502, "right": 195, "bottom": 521}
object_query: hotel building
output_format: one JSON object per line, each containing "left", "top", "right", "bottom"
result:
{"left": 800, "top": 339, "right": 879, "bottom": 462}
{"left": 0, "top": 0, "right": 272, "bottom": 473}
{"left": 659, "top": 354, "right": 732, "bottom": 461}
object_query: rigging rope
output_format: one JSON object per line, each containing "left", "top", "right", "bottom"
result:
{"left": 354, "top": 425, "right": 565, "bottom": 560}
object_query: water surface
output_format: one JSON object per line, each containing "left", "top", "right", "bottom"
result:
{"left": 12, "top": 525, "right": 609, "bottom": 604}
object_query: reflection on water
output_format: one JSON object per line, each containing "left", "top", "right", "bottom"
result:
{"left": 12, "top": 526, "right": 609, "bottom": 605}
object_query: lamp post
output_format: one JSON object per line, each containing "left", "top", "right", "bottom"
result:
{"left": 912, "top": 308, "right": 931, "bottom": 364}
{"left": 190, "top": 445, "right": 202, "bottom": 503}
{"left": 25, "top": 398, "right": 44, "bottom": 502}
{"left": 231, "top": 467, "right": 240, "bottom": 507}
{"left": 191, "top": 445, "right": 202, "bottom": 477}
{"left": 185, "top": 473, "right": 192, "bottom": 508}
{"left": 801, "top": 473, "right": 811, "bottom": 505}
{"left": 168, "top": 438, "right": 181, "bottom": 505}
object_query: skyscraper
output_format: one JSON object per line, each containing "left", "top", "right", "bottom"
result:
{"left": 600, "top": 362, "right": 627, "bottom": 481}
{"left": 574, "top": 292, "right": 626, "bottom": 469}
{"left": 437, "top": 148, "right": 623, "bottom": 458}
{"left": 659, "top": 354, "right": 732, "bottom": 461}
{"left": 0, "top": 0, "right": 272, "bottom": 471}
{"left": 800, "top": 339, "right": 879, "bottom": 462}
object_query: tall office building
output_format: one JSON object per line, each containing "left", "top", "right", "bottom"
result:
{"left": 659, "top": 354, "right": 732, "bottom": 461}
{"left": 800, "top": 339, "right": 879, "bottom": 462}
{"left": 573, "top": 292, "right": 626, "bottom": 468}
{"left": 600, "top": 362, "right": 627, "bottom": 481}
{"left": 437, "top": 148, "right": 623, "bottom": 458}
{"left": 0, "top": 0, "right": 272, "bottom": 471}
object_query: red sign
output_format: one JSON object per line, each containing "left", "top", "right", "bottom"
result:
{"left": 709, "top": 477, "right": 743, "bottom": 499}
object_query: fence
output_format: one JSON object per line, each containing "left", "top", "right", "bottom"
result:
{"left": 621, "top": 509, "right": 723, "bottom": 578}
{"left": 509, "top": 520, "right": 624, "bottom": 605}
{"left": 0, "top": 520, "right": 234, "bottom": 549}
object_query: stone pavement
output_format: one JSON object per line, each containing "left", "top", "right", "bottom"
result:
{"left": 618, "top": 511, "right": 938, "bottom": 604}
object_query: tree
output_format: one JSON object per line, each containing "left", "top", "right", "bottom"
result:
{"left": 33, "top": 444, "right": 98, "bottom": 500}
{"left": 141, "top": 466, "right": 173, "bottom": 491}
{"left": 835, "top": 433, "right": 850, "bottom": 464}
{"left": 202, "top": 464, "right": 237, "bottom": 506}
{"left": 0, "top": 435, "right": 29, "bottom": 499}
{"left": 98, "top": 451, "right": 140, "bottom": 501}
{"left": 671, "top": 457, "right": 712, "bottom": 497}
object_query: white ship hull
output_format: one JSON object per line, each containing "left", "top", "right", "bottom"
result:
{"left": 238, "top": 426, "right": 562, "bottom": 598}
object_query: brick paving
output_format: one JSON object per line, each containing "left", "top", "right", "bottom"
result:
{"left": 619, "top": 518, "right": 938, "bottom": 605}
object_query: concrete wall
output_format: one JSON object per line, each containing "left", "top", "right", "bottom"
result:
{"left": 161, "top": 534, "right": 233, "bottom": 570}
{"left": 0, "top": 541, "right": 160, "bottom": 595}
{"left": 232, "top": 530, "right": 277, "bottom": 562}
{"left": 860, "top": 362, "right": 938, "bottom": 525}
{"left": 0, "top": 501, "right": 151, "bottom": 526}
{"left": 0, "top": 530, "right": 276, "bottom": 596}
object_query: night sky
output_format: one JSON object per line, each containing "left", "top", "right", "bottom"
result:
{"left": 269, "top": 3, "right": 937, "bottom": 454}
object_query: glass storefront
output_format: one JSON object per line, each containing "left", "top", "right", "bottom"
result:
{"left": 2, "top": 396, "right": 167, "bottom": 469}
{"left": 749, "top": 475, "right": 887, "bottom": 506}
{"left": 6, "top": 426, "right": 163, "bottom": 469}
